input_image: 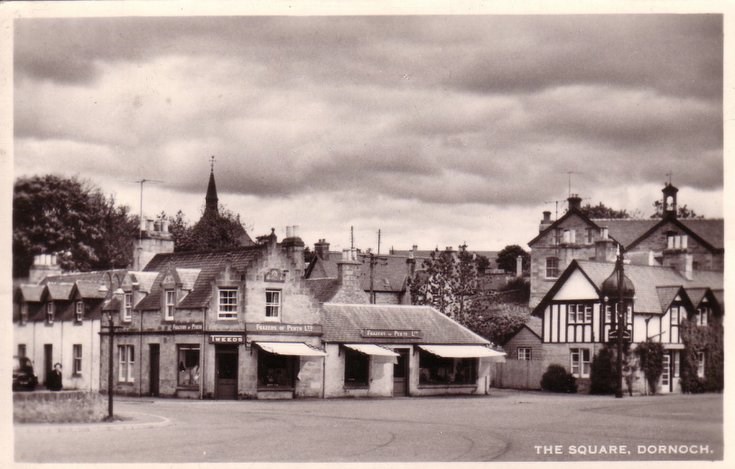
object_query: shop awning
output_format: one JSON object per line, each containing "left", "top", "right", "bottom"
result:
{"left": 419, "top": 345, "right": 506, "bottom": 358}
{"left": 343, "top": 344, "right": 400, "bottom": 357}
{"left": 256, "top": 342, "right": 327, "bottom": 357}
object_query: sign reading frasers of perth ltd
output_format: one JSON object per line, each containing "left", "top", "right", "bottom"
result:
{"left": 161, "top": 322, "right": 204, "bottom": 332}
{"left": 361, "top": 329, "right": 422, "bottom": 339}
{"left": 245, "top": 323, "right": 323, "bottom": 335}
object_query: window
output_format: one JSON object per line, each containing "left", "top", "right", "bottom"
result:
{"left": 164, "top": 290, "right": 175, "bottom": 321}
{"left": 605, "top": 303, "right": 633, "bottom": 325}
{"left": 177, "top": 345, "right": 200, "bottom": 387}
{"left": 517, "top": 347, "right": 532, "bottom": 360}
{"left": 118, "top": 345, "right": 135, "bottom": 383}
{"left": 552, "top": 228, "right": 562, "bottom": 246}
{"left": 258, "top": 351, "right": 294, "bottom": 389}
{"left": 695, "top": 306, "right": 709, "bottom": 327}
{"left": 697, "top": 351, "right": 705, "bottom": 378}
{"left": 419, "top": 351, "right": 477, "bottom": 385}
{"left": 18, "top": 344, "right": 26, "bottom": 358}
{"left": 265, "top": 289, "right": 281, "bottom": 318}
{"left": 20, "top": 304, "right": 28, "bottom": 325}
{"left": 46, "top": 302, "right": 55, "bottom": 324}
{"left": 586, "top": 228, "right": 594, "bottom": 244}
{"left": 75, "top": 301, "right": 84, "bottom": 323}
{"left": 570, "top": 348, "right": 591, "bottom": 378}
{"left": 344, "top": 348, "right": 369, "bottom": 387}
{"left": 73, "top": 344, "right": 82, "bottom": 375}
{"left": 567, "top": 304, "right": 592, "bottom": 324}
{"left": 123, "top": 293, "right": 132, "bottom": 322}
{"left": 545, "top": 257, "right": 560, "bottom": 278}
{"left": 666, "top": 233, "right": 688, "bottom": 250}
{"left": 218, "top": 288, "right": 238, "bottom": 320}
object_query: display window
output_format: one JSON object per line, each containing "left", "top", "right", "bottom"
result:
{"left": 419, "top": 351, "right": 477, "bottom": 385}
{"left": 177, "top": 345, "right": 200, "bottom": 387}
{"left": 258, "top": 351, "right": 295, "bottom": 389}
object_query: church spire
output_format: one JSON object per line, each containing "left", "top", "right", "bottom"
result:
{"left": 205, "top": 155, "right": 219, "bottom": 216}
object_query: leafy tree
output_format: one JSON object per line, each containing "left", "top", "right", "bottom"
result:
{"left": 162, "top": 206, "right": 250, "bottom": 252}
{"left": 651, "top": 200, "right": 703, "bottom": 219}
{"left": 589, "top": 342, "right": 633, "bottom": 395}
{"left": 462, "top": 301, "right": 530, "bottom": 345}
{"left": 579, "top": 202, "right": 632, "bottom": 219}
{"left": 454, "top": 245, "right": 479, "bottom": 323}
{"left": 13, "top": 175, "right": 138, "bottom": 278}
{"left": 474, "top": 254, "right": 490, "bottom": 273}
{"left": 495, "top": 245, "right": 529, "bottom": 274}
{"left": 409, "top": 248, "right": 458, "bottom": 317}
{"left": 635, "top": 340, "right": 665, "bottom": 395}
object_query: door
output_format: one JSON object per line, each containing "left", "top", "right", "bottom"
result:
{"left": 215, "top": 345, "right": 238, "bottom": 400}
{"left": 149, "top": 344, "right": 160, "bottom": 397}
{"left": 661, "top": 353, "right": 671, "bottom": 393}
{"left": 44, "top": 344, "right": 53, "bottom": 384}
{"left": 393, "top": 349, "right": 410, "bottom": 396}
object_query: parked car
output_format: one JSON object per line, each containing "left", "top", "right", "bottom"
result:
{"left": 13, "top": 356, "right": 38, "bottom": 391}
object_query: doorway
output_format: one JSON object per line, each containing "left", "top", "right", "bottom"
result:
{"left": 149, "top": 344, "right": 160, "bottom": 397}
{"left": 215, "top": 345, "right": 238, "bottom": 400}
{"left": 393, "top": 348, "right": 410, "bottom": 396}
{"left": 43, "top": 344, "right": 53, "bottom": 384}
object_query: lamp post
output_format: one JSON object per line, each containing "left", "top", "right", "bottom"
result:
{"left": 105, "top": 310, "right": 116, "bottom": 420}
{"left": 615, "top": 250, "right": 625, "bottom": 399}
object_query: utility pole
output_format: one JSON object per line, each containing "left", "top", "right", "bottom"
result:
{"left": 363, "top": 230, "right": 387, "bottom": 304}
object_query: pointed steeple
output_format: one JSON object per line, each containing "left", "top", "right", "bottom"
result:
{"left": 205, "top": 156, "right": 219, "bottom": 216}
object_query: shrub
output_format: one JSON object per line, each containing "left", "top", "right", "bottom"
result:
{"left": 540, "top": 364, "right": 577, "bottom": 393}
{"left": 635, "top": 340, "right": 664, "bottom": 395}
{"left": 589, "top": 347, "right": 616, "bottom": 394}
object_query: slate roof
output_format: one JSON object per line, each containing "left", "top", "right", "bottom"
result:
{"left": 73, "top": 281, "right": 108, "bottom": 299}
{"left": 685, "top": 287, "right": 708, "bottom": 306}
{"left": 679, "top": 219, "right": 724, "bottom": 250}
{"left": 43, "top": 269, "right": 129, "bottom": 285}
{"left": 18, "top": 284, "right": 44, "bottom": 302}
{"left": 304, "top": 278, "right": 341, "bottom": 303}
{"left": 524, "top": 316, "right": 543, "bottom": 338}
{"left": 136, "top": 247, "right": 264, "bottom": 310}
{"left": 571, "top": 260, "right": 723, "bottom": 315}
{"left": 45, "top": 283, "right": 74, "bottom": 301}
{"left": 306, "top": 252, "right": 423, "bottom": 293}
{"left": 656, "top": 286, "right": 683, "bottom": 313}
{"left": 321, "top": 303, "right": 491, "bottom": 345}
{"left": 593, "top": 219, "right": 658, "bottom": 247}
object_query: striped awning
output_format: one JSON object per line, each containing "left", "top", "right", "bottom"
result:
{"left": 418, "top": 345, "right": 506, "bottom": 358}
{"left": 343, "top": 344, "right": 400, "bottom": 357}
{"left": 256, "top": 342, "right": 326, "bottom": 357}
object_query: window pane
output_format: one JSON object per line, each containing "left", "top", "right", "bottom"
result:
{"left": 178, "top": 346, "right": 200, "bottom": 387}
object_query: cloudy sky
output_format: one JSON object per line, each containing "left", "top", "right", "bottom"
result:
{"left": 13, "top": 13, "right": 724, "bottom": 253}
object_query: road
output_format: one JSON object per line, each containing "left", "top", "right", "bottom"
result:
{"left": 14, "top": 389, "right": 722, "bottom": 463}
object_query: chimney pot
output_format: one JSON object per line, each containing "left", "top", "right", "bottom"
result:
{"left": 543, "top": 211, "right": 551, "bottom": 222}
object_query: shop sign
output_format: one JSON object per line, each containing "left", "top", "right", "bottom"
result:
{"left": 361, "top": 329, "right": 422, "bottom": 339}
{"left": 161, "top": 322, "right": 204, "bottom": 332}
{"left": 210, "top": 334, "right": 244, "bottom": 344}
{"left": 246, "top": 322, "right": 323, "bottom": 335}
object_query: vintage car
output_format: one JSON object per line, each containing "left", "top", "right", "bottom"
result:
{"left": 13, "top": 356, "right": 38, "bottom": 391}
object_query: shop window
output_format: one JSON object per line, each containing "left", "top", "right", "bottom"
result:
{"left": 344, "top": 348, "right": 369, "bottom": 387}
{"left": 697, "top": 351, "right": 705, "bottom": 378}
{"left": 46, "top": 302, "right": 55, "bottom": 325}
{"left": 123, "top": 293, "right": 132, "bottom": 322}
{"left": 265, "top": 289, "right": 281, "bottom": 319}
{"left": 75, "top": 301, "right": 84, "bottom": 323}
{"left": 118, "top": 344, "right": 135, "bottom": 383}
{"left": 73, "top": 344, "right": 82, "bottom": 376}
{"left": 545, "top": 257, "right": 559, "bottom": 279}
{"left": 517, "top": 347, "right": 532, "bottom": 360}
{"left": 419, "top": 351, "right": 477, "bottom": 385}
{"left": 165, "top": 290, "right": 175, "bottom": 321}
{"left": 258, "top": 351, "right": 294, "bottom": 389}
{"left": 218, "top": 288, "right": 238, "bottom": 320}
{"left": 570, "top": 348, "right": 590, "bottom": 378}
{"left": 177, "top": 345, "right": 200, "bottom": 387}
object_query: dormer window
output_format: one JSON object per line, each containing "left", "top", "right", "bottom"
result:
{"left": 46, "top": 302, "right": 55, "bottom": 325}
{"left": 123, "top": 293, "right": 133, "bottom": 322}
{"left": 75, "top": 301, "right": 84, "bottom": 323}
{"left": 165, "top": 290, "right": 175, "bottom": 321}
{"left": 218, "top": 288, "right": 238, "bottom": 320}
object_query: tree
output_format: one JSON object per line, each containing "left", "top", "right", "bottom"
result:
{"left": 162, "top": 206, "right": 250, "bottom": 252}
{"left": 579, "top": 202, "right": 632, "bottom": 219}
{"left": 475, "top": 254, "right": 490, "bottom": 273}
{"left": 13, "top": 175, "right": 138, "bottom": 278}
{"left": 651, "top": 200, "right": 703, "bottom": 219}
{"left": 462, "top": 301, "right": 530, "bottom": 345}
{"left": 495, "top": 245, "right": 529, "bottom": 274}
{"left": 409, "top": 248, "right": 458, "bottom": 317}
{"left": 635, "top": 340, "right": 665, "bottom": 395}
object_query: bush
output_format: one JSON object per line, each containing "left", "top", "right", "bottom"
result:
{"left": 635, "top": 340, "right": 664, "bottom": 395}
{"left": 541, "top": 364, "right": 577, "bottom": 393}
{"left": 589, "top": 347, "right": 616, "bottom": 394}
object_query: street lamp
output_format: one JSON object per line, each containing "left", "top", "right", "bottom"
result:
{"left": 105, "top": 310, "right": 115, "bottom": 420}
{"left": 601, "top": 249, "right": 635, "bottom": 398}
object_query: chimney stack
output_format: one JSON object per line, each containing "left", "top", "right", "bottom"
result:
{"left": 594, "top": 227, "right": 616, "bottom": 262}
{"left": 568, "top": 194, "right": 582, "bottom": 211}
{"left": 330, "top": 249, "right": 369, "bottom": 304}
{"left": 516, "top": 255, "right": 523, "bottom": 278}
{"left": 314, "top": 239, "right": 331, "bottom": 260}
{"left": 29, "top": 253, "right": 63, "bottom": 284}
{"left": 540, "top": 211, "right": 553, "bottom": 233}
{"left": 281, "top": 225, "right": 305, "bottom": 272}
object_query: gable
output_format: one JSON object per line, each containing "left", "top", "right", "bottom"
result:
{"left": 553, "top": 269, "right": 599, "bottom": 301}
{"left": 528, "top": 209, "right": 599, "bottom": 246}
